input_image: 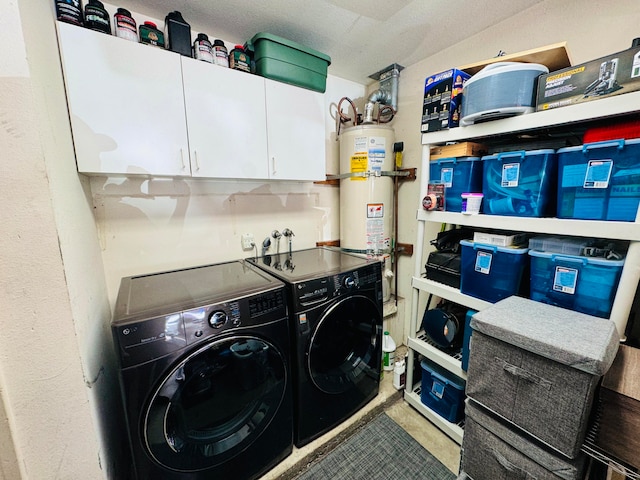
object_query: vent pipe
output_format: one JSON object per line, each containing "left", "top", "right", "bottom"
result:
{"left": 363, "top": 63, "right": 404, "bottom": 124}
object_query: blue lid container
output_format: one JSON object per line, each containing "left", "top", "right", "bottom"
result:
{"left": 429, "top": 156, "right": 483, "bottom": 212}
{"left": 557, "top": 138, "right": 640, "bottom": 221}
{"left": 529, "top": 250, "right": 624, "bottom": 318}
{"left": 482, "top": 149, "right": 557, "bottom": 217}
{"left": 420, "top": 357, "right": 466, "bottom": 423}
{"left": 460, "top": 240, "right": 529, "bottom": 303}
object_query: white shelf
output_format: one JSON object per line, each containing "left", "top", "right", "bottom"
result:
{"left": 412, "top": 277, "right": 492, "bottom": 312}
{"left": 404, "top": 386, "right": 464, "bottom": 445}
{"left": 407, "top": 334, "right": 467, "bottom": 380}
{"left": 421, "top": 90, "right": 640, "bottom": 146}
{"left": 416, "top": 209, "right": 640, "bottom": 241}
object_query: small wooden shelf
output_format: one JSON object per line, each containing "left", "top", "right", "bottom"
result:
{"left": 458, "top": 41, "right": 572, "bottom": 75}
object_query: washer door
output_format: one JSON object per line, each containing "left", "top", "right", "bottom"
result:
{"left": 307, "top": 295, "right": 381, "bottom": 395}
{"left": 143, "top": 335, "right": 287, "bottom": 472}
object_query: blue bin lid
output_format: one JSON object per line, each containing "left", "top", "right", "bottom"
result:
{"left": 461, "top": 239, "right": 529, "bottom": 255}
{"left": 528, "top": 249, "right": 625, "bottom": 266}
{"left": 481, "top": 148, "right": 555, "bottom": 161}
{"left": 557, "top": 137, "right": 640, "bottom": 154}
{"left": 430, "top": 156, "right": 481, "bottom": 164}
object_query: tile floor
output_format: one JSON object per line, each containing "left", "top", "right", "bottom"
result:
{"left": 261, "top": 348, "right": 461, "bottom": 479}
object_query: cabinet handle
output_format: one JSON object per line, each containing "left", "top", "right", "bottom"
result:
{"left": 180, "top": 148, "right": 186, "bottom": 169}
{"left": 194, "top": 151, "right": 200, "bottom": 171}
{"left": 271, "top": 156, "right": 277, "bottom": 176}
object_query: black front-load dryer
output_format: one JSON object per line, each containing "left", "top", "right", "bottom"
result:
{"left": 247, "top": 247, "right": 383, "bottom": 447}
{"left": 111, "top": 261, "right": 293, "bottom": 480}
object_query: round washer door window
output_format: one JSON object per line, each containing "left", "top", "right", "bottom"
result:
{"left": 143, "top": 335, "right": 287, "bottom": 472}
{"left": 308, "top": 295, "right": 381, "bottom": 395}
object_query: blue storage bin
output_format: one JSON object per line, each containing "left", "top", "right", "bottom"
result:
{"left": 529, "top": 250, "right": 625, "bottom": 318}
{"left": 460, "top": 240, "right": 529, "bottom": 303}
{"left": 420, "top": 357, "right": 466, "bottom": 423}
{"left": 482, "top": 149, "right": 557, "bottom": 217}
{"left": 429, "top": 156, "right": 483, "bottom": 212}
{"left": 461, "top": 309, "right": 477, "bottom": 372}
{"left": 557, "top": 138, "right": 640, "bottom": 221}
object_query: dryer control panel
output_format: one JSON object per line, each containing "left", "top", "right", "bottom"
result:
{"left": 113, "top": 287, "right": 287, "bottom": 368}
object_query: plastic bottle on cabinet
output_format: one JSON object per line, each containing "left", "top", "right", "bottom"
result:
{"left": 193, "top": 33, "right": 213, "bottom": 63}
{"left": 382, "top": 331, "right": 396, "bottom": 371}
{"left": 139, "top": 21, "right": 164, "bottom": 48}
{"left": 83, "top": 0, "right": 111, "bottom": 34}
{"left": 113, "top": 8, "right": 137, "bottom": 42}
{"left": 212, "top": 39, "right": 229, "bottom": 68}
{"left": 165, "top": 11, "right": 192, "bottom": 57}
{"left": 55, "top": 0, "right": 83, "bottom": 26}
{"left": 229, "top": 45, "right": 251, "bottom": 73}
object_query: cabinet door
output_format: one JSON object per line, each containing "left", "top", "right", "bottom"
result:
{"left": 264, "top": 80, "right": 326, "bottom": 181}
{"left": 182, "top": 58, "right": 269, "bottom": 179}
{"left": 56, "top": 22, "right": 190, "bottom": 176}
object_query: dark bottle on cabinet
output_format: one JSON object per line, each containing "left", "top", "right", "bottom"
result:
{"left": 55, "top": 0, "right": 83, "bottom": 26}
{"left": 165, "top": 11, "right": 191, "bottom": 57}
{"left": 139, "top": 21, "right": 164, "bottom": 48}
{"left": 83, "top": 0, "right": 111, "bottom": 34}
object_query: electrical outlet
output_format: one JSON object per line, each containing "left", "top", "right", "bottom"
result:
{"left": 241, "top": 233, "right": 255, "bottom": 250}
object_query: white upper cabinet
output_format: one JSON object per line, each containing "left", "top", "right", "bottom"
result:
{"left": 181, "top": 57, "right": 269, "bottom": 179}
{"left": 265, "top": 79, "right": 326, "bottom": 181}
{"left": 56, "top": 22, "right": 327, "bottom": 181}
{"left": 57, "top": 21, "right": 191, "bottom": 176}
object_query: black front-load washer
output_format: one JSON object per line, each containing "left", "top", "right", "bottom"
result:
{"left": 247, "top": 247, "right": 383, "bottom": 447}
{"left": 111, "top": 261, "right": 293, "bottom": 480}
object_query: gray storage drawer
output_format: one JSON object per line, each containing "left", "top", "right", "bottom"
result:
{"left": 461, "top": 399, "right": 587, "bottom": 480}
{"left": 467, "top": 296, "right": 618, "bottom": 458}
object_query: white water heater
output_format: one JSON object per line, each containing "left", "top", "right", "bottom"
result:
{"left": 339, "top": 124, "right": 395, "bottom": 299}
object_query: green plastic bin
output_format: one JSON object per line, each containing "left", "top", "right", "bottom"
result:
{"left": 245, "top": 32, "right": 331, "bottom": 93}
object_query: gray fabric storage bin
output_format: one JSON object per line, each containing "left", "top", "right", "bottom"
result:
{"left": 466, "top": 296, "right": 619, "bottom": 458}
{"left": 461, "top": 400, "right": 587, "bottom": 480}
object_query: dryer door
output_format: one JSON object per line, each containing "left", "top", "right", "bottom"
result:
{"left": 143, "top": 335, "right": 287, "bottom": 472}
{"left": 307, "top": 295, "right": 382, "bottom": 394}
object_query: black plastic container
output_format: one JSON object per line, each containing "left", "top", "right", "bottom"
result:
{"left": 55, "top": 0, "right": 83, "bottom": 26}
{"left": 212, "top": 39, "right": 229, "bottom": 67}
{"left": 165, "top": 11, "right": 191, "bottom": 57}
{"left": 193, "top": 33, "right": 213, "bottom": 63}
{"left": 84, "top": 0, "right": 111, "bottom": 34}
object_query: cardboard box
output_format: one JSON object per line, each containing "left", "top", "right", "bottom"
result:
{"left": 421, "top": 69, "right": 470, "bottom": 132}
{"left": 537, "top": 46, "right": 640, "bottom": 111}
{"left": 430, "top": 142, "right": 487, "bottom": 160}
{"left": 596, "top": 345, "right": 640, "bottom": 469}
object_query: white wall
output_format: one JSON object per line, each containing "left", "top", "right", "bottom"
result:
{"left": 2, "top": 0, "right": 640, "bottom": 478}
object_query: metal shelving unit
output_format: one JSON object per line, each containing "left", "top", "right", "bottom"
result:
{"left": 405, "top": 90, "right": 640, "bottom": 446}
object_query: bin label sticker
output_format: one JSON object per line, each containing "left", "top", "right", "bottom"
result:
{"left": 583, "top": 159, "right": 612, "bottom": 188}
{"left": 501, "top": 163, "right": 520, "bottom": 187}
{"left": 350, "top": 154, "right": 368, "bottom": 181}
{"left": 431, "top": 380, "right": 445, "bottom": 399}
{"left": 553, "top": 266, "right": 578, "bottom": 294}
{"left": 441, "top": 167, "right": 453, "bottom": 187}
{"left": 474, "top": 251, "right": 493, "bottom": 274}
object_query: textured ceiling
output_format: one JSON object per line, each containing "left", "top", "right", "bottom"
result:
{"left": 120, "top": 0, "right": 546, "bottom": 84}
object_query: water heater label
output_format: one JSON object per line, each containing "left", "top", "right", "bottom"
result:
{"left": 367, "top": 203, "right": 384, "bottom": 218}
{"left": 350, "top": 154, "right": 368, "bottom": 181}
{"left": 368, "top": 136, "right": 386, "bottom": 171}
